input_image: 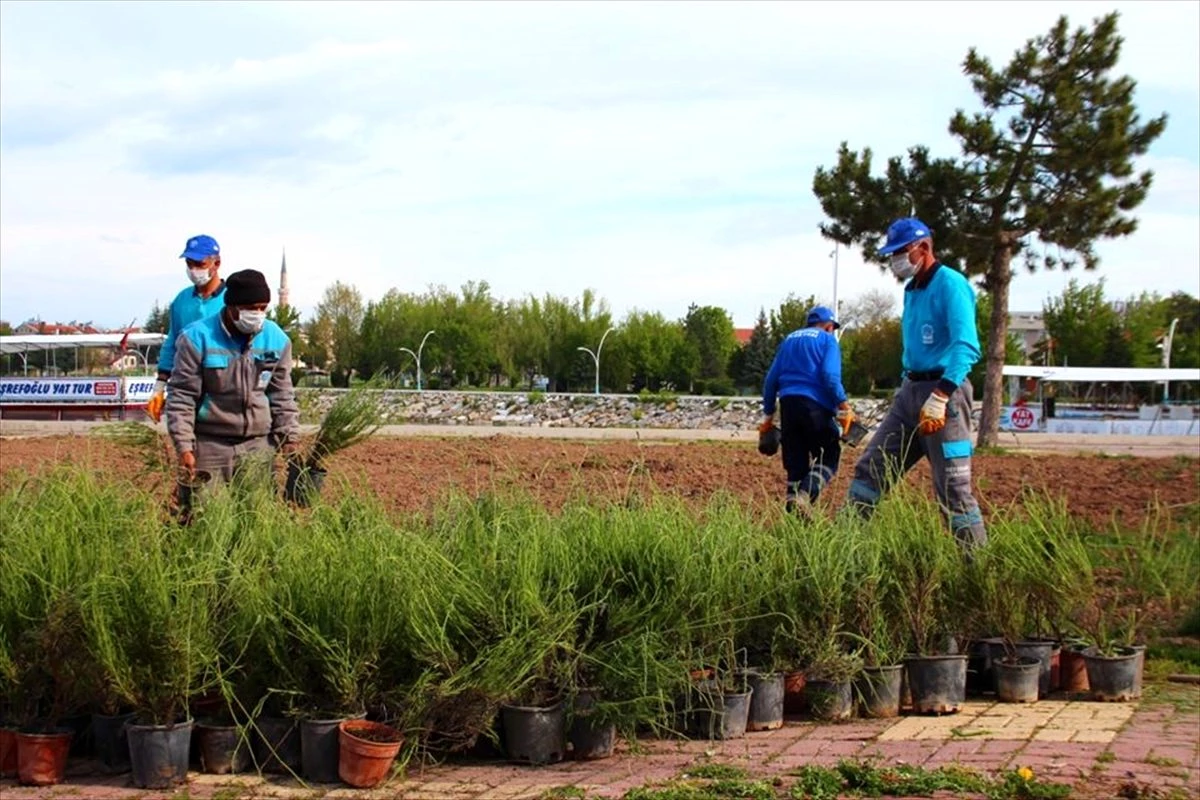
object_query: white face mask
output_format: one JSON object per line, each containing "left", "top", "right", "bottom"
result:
{"left": 233, "top": 309, "right": 267, "bottom": 335}
{"left": 187, "top": 267, "right": 212, "bottom": 287}
{"left": 889, "top": 250, "right": 917, "bottom": 280}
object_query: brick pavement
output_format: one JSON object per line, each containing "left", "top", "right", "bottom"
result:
{"left": 2, "top": 689, "right": 1197, "bottom": 799}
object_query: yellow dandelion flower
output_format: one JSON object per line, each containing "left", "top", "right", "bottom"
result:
{"left": 1018, "top": 766, "right": 1034, "bottom": 781}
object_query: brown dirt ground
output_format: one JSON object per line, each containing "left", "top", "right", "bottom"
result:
{"left": 1, "top": 434, "right": 1197, "bottom": 531}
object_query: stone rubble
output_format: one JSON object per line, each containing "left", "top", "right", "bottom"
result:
{"left": 299, "top": 389, "right": 892, "bottom": 430}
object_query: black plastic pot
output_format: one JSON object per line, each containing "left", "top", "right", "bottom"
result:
{"left": 745, "top": 671, "right": 786, "bottom": 731}
{"left": 175, "top": 470, "right": 213, "bottom": 526}
{"left": 855, "top": 665, "right": 903, "bottom": 718}
{"left": 285, "top": 461, "right": 327, "bottom": 508}
{"left": 1084, "top": 648, "right": 1141, "bottom": 702}
{"left": 501, "top": 700, "right": 566, "bottom": 765}
{"left": 691, "top": 690, "right": 751, "bottom": 740}
{"left": 92, "top": 711, "right": 136, "bottom": 773}
{"left": 127, "top": 718, "right": 193, "bottom": 789}
{"left": 1012, "top": 641, "right": 1054, "bottom": 699}
{"left": 967, "top": 638, "right": 1002, "bottom": 695}
{"left": 806, "top": 679, "right": 853, "bottom": 721}
{"left": 568, "top": 714, "right": 615, "bottom": 760}
{"left": 1131, "top": 644, "right": 1146, "bottom": 697}
{"left": 195, "top": 720, "right": 251, "bottom": 774}
{"left": 253, "top": 715, "right": 301, "bottom": 774}
{"left": 301, "top": 712, "right": 364, "bottom": 783}
{"left": 904, "top": 655, "right": 967, "bottom": 715}
{"left": 60, "top": 713, "right": 92, "bottom": 758}
{"left": 995, "top": 656, "right": 1041, "bottom": 703}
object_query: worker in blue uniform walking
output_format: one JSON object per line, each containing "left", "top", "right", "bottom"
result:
{"left": 760, "top": 305, "right": 856, "bottom": 516}
{"left": 847, "top": 217, "right": 987, "bottom": 550}
{"left": 146, "top": 234, "right": 226, "bottom": 422}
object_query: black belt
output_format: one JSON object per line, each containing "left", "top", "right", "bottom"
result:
{"left": 905, "top": 370, "right": 944, "bottom": 381}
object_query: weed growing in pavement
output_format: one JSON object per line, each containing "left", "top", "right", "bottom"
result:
{"left": 684, "top": 763, "right": 749, "bottom": 780}
{"left": 1097, "top": 751, "right": 1117, "bottom": 763}
{"left": 787, "top": 761, "right": 1069, "bottom": 800}
{"left": 540, "top": 787, "right": 588, "bottom": 800}
{"left": 625, "top": 778, "right": 777, "bottom": 800}
{"left": 209, "top": 789, "right": 248, "bottom": 800}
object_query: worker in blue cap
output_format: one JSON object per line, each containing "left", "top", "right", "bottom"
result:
{"left": 847, "top": 218, "right": 987, "bottom": 550}
{"left": 760, "top": 304, "right": 856, "bottom": 516}
{"left": 146, "top": 235, "right": 227, "bottom": 422}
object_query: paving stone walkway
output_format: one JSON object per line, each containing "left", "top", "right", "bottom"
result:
{"left": 3, "top": 689, "right": 1197, "bottom": 799}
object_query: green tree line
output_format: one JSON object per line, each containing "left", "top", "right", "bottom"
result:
{"left": 128, "top": 279, "right": 1200, "bottom": 400}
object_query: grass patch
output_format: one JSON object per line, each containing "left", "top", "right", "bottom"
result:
{"left": 788, "top": 762, "right": 1069, "bottom": 800}
{"left": 1097, "top": 751, "right": 1116, "bottom": 763}
{"left": 625, "top": 779, "right": 776, "bottom": 799}
{"left": 1141, "top": 683, "right": 1200, "bottom": 715}
{"left": 541, "top": 788, "right": 588, "bottom": 800}
{"left": 1144, "top": 755, "right": 1181, "bottom": 767}
{"left": 684, "top": 764, "right": 749, "bottom": 780}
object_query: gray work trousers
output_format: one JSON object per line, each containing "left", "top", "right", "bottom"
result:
{"left": 194, "top": 434, "right": 273, "bottom": 484}
{"left": 847, "top": 379, "right": 987, "bottom": 549}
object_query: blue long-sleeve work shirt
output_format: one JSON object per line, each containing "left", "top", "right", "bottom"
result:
{"left": 762, "top": 326, "right": 848, "bottom": 415}
{"left": 156, "top": 282, "right": 226, "bottom": 375}
{"left": 902, "top": 263, "right": 981, "bottom": 393}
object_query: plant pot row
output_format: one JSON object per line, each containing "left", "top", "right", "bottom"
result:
{"left": 967, "top": 638, "right": 1144, "bottom": 703}
{"left": 0, "top": 712, "right": 405, "bottom": 790}
{"left": 500, "top": 693, "right": 619, "bottom": 765}
{"left": 785, "top": 658, "right": 965, "bottom": 722}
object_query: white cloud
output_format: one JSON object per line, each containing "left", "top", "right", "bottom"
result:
{"left": 0, "top": 0, "right": 1196, "bottom": 333}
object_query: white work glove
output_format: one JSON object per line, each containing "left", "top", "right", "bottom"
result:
{"left": 146, "top": 379, "right": 168, "bottom": 423}
{"left": 918, "top": 390, "right": 949, "bottom": 436}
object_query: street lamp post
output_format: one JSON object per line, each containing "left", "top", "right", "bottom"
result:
{"left": 400, "top": 329, "right": 436, "bottom": 391}
{"left": 577, "top": 327, "right": 615, "bottom": 396}
{"left": 1159, "top": 317, "right": 1179, "bottom": 403}
{"left": 829, "top": 244, "right": 841, "bottom": 339}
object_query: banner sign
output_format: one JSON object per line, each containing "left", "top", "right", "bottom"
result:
{"left": 998, "top": 405, "right": 1041, "bottom": 432}
{"left": 0, "top": 376, "right": 157, "bottom": 404}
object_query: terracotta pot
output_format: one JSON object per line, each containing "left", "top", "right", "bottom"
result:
{"left": 1060, "top": 647, "right": 1089, "bottom": 693}
{"left": 338, "top": 720, "right": 403, "bottom": 789}
{"left": 16, "top": 729, "right": 73, "bottom": 786}
{"left": 783, "top": 670, "right": 806, "bottom": 715}
{"left": 0, "top": 725, "right": 18, "bottom": 777}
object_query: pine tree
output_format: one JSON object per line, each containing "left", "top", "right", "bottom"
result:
{"left": 811, "top": 12, "right": 1166, "bottom": 444}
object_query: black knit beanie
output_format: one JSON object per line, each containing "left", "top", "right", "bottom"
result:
{"left": 224, "top": 269, "right": 271, "bottom": 306}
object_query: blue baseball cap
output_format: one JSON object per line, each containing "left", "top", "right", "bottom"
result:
{"left": 806, "top": 305, "right": 840, "bottom": 329}
{"left": 878, "top": 217, "right": 931, "bottom": 256}
{"left": 180, "top": 234, "right": 220, "bottom": 260}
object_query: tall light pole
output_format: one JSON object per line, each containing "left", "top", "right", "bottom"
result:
{"left": 829, "top": 243, "right": 843, "bottom": 341}
{"left": 577, "top": 326, "right": 615, "bottom": 396}
{"left": 400, "top": 329, "right": 436, "bottom": 391}
{"left": 1159, "top": 317, "right": 1179, "bottom": 403}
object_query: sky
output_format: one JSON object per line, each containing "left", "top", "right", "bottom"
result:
{"left": 1, "top": 0, "right": 1197, "bottom": 332}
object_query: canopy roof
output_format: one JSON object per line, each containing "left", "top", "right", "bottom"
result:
{"left": 1002, "top": 365, "right": 1200, "bottom": 383}
{"left": 0, "top": 333, "right": 166, "bottom": 355}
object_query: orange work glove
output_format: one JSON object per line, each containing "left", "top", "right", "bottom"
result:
{"left": 758, "top": 415, "right": 775, "bottom": 434}
{"left": 835, "top": 402, "right": 856, "bottom": 438}
{"left": 917, "top": 390, "right": 950, "bottom": 436}
{"left": 179, "top": 450, "right": 196, "bottom": 479}
{"left": 146, "top": 379, "right": 167, "bottom": 423}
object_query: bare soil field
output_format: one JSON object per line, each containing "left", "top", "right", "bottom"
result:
{"left": 2, "top": 433, "right": 1196, "bottom": 530}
